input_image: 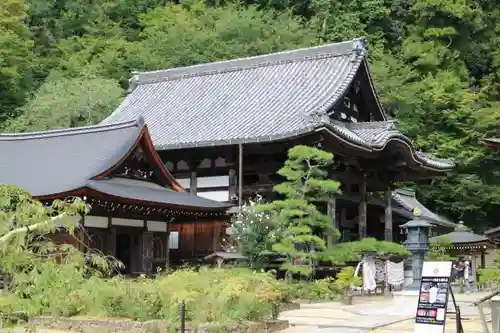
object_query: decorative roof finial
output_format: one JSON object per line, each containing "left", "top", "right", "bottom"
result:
{"left": 455, "top": 221, "right": 470, "bottom": 232}
{"left": 127, "top": 71, "right": 140, "bottom": 94}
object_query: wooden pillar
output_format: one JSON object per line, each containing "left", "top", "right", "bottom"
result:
{"left": 326, "top": 197, "right": 337, "bottom": 247}
{"left": 141, "top": 231, "right": 154, "bottom": 274}
{"left": 107, "top": 222, "right": 116, "bottom": 257}
{"left": 481, "top": 250, "right": 486, "bottom": 268}
{"left": 228, "top": 169, "right": 237, "bottom": 201}
{"left": 358, "top": 175, "right": 367, "bottom": 239}
{"left": 384, "top": 187, "right": 393, "bottom": 241}
{"left": 238, "top": 144, "right": 243, "bottom": 207}
{"left": 190, "top": 171, "right": 197, "bottom": 194}
{"left": 165, "top": 230, "right": 170, "bottom": 273}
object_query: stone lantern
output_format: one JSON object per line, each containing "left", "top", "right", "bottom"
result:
{"left": 400, "top": 218, "right": 432, "bottom": 290}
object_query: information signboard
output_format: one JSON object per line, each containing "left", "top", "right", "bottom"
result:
{"left": 414, "top": 261, "right": 453, "bottom": 333}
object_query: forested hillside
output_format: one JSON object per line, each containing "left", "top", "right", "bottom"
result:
{"left": 1, "top": 0, "right": 499, "bottom": 230}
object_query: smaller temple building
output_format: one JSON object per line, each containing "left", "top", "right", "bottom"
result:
{"left": 0, "top": 117, "right": 232, "bottom": 274}
{"left": 483, "top": 138, "right": 500, "bottom": 150}
{"left": 430, "top": 221, "right": 494, "bottom": 290}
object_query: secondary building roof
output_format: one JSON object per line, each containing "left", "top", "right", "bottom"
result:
{"left": 430, "top": 221, "right": 491, "bottom": 245}
{"left": 0, "top": 117, "right": 232, "bottom": 212}
{"left": 391, "top": 188, "right": 455, "bottom": 229}
{"left": 483, "top": 137, "right": 500, "bottom": 148}
{"left": 102, "top": 38, "right": 453, "bottom": 172}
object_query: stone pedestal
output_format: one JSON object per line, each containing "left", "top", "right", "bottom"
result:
{"left": 400, "top": 219, "right": 432, "bottom": 290}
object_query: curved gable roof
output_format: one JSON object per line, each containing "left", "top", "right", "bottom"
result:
{"left": 0, "top": 119, "right": 144, "bottom": 196}
{"left": 0, "top": 118, "right": 232, "bottom": 211}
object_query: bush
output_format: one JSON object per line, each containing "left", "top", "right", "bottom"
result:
{"left": 281, "top": 278, "right": 340, "bottom": 301}
{"left": 2, "top": 267, "right": 289, "bottom": 326}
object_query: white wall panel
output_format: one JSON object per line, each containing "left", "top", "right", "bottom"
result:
{"left": 147, "top": 221, "right": 168, "bottom": 232}
{"left": 197, "top": 176, "right": 229, "bottom": 188}
{"left": 197, "top": 190, "right": 229, "bottom": 202}
{"left": 84, "top": 216, "right": 108, "bottom": 229}
{"left": 111, "top": 218, "right": 144, "bottom": 227}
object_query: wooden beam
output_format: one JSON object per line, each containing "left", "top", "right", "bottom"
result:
{"left": 165, "top": 230, "right": 170, "bottom": 273}
{"left": 358, "top": 174, "right": 367, "bottom": 239}
{"left": 228, "top": 169, "right": 237, "bottom": 201}
{"left": 189, "top": 171, "right": 197, "bottom": 195}
{"left": 326, "top": 197, "right": 337, "bottom": 247}
{"left": 238, "top": 144, "right": 243, "bottom": 207}
{"left": 384, "top": 188, "right": 393, "bottom": 241}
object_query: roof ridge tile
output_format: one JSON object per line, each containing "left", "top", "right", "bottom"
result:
{"left": 131, "top": 39, "right": 365, "bottom": 86}
{"left": 0, "top": 118, "right": 143, "bottom": 141}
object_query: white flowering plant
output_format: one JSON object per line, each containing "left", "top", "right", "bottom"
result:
{"left": 224, "top": 194, "right": 279, "bottom": 268}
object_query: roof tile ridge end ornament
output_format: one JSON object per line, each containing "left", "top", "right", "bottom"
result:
{"left": 133, "top": 39, "right": 363, "bottom": 85}
{"left": 391, "top": 192, "right": 416, "bottom": 212}
{"left": 415, "top": 150, "right": 455, "bottom": 166}
{"left": 0, "top": 118, "right": 140, "bottom": 141}
{"left": 393, "top": 187, "right": 417, "bottom": 197}
{"left": 127, "top": 71, "right": 140, "bottom": 94}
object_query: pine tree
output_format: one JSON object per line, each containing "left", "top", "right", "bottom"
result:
{"left": 257, "top": 145, "right": 341, "bottom": 281}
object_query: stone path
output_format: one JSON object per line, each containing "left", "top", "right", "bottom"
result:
{"left": 279, "top": 291, "right": 493, "bottom": 333}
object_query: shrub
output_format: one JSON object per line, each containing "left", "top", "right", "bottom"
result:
{"left": 281, "top": 278, "right": 340, "bottom": 301}
{"left": 3, "top": 267, "right": 289, "bottom": 326}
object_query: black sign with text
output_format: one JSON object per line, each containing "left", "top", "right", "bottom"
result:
{"left": 414, "top": 262, "right": 453, "bottom": 333}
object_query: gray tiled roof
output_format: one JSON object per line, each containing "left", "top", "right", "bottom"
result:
{"left": 0, "top": 118, "right": 231, "bottom": 210}
{"left": 430, "top": 222, "right": 490, "bottom": 244}
{"left": 391, "top": 188, "right": 455, "bottom": 228}
{"left": 324, "top": 121, "right": 454, "bottom": 169}
{"left": 0, "top": 119, "right": 142, "bottom": 196}
{"left": 87, "top": 179, "right": 231, "bottom": 210}
{"left": 102, "top": 38, "right": 453, "bottom": 170}
{"left": 485, "top": 225, "right": 500, "bottom": 236}
{"left": 104, "top": 39, "right": 364, "bottom": 147}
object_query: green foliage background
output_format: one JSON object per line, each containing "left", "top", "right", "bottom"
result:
{"left": 1, "top": 0, "right": 499, "bottom": 230}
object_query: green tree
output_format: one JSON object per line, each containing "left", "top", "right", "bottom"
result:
{"left": 3, "top": 74, "right": 123, "bottom": 132}
{"left": 0, "top": 0, "right": 36, "bottom": 123}
{"left": 257, "top": 145, "right": 341, "bottom": 281}
{"left": 256, "top": 145, "right": 409, "bottom": 281}
{"left": 0, "top": 185, "right": 113, "bottom": 295}
{"left": 129, "top": 3, "right": 318, "bottom": 71}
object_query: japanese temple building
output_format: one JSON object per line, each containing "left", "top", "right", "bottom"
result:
{"left": 102, "top": 38, "right": 455, "bottom": 243}
{"left": 0, "top": 117, "right": 232, "bottom": 274}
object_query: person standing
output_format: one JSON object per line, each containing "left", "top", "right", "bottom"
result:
{"left": 464, "top": 260, "right": 472, "bottom": 293}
